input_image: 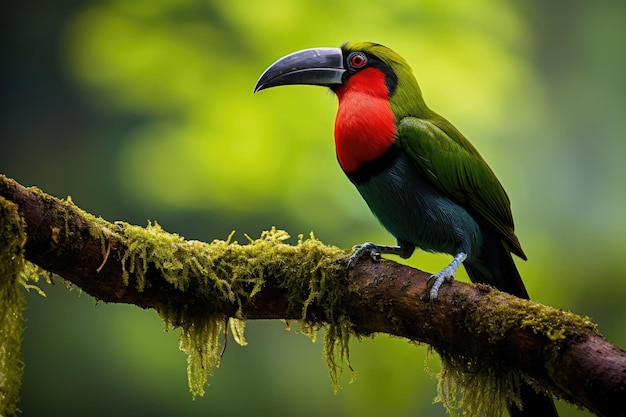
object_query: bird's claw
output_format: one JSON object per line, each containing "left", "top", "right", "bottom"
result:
{"left": 426, "top": 272, "right": 454, "bottom": 300}
{"left": 347, "top": 242, "right": 382, "bottom": 276}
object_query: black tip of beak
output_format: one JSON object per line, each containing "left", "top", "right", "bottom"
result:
{"left": 254, "top": 47, "right": 345, "bottom": 93}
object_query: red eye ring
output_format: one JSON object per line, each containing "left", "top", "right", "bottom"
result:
{"left": 348, "top": 52, "right": 367, "bottom": 69}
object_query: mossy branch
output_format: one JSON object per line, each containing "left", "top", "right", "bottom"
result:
{"left": 1, "top": 174, "right": 625, "bottom": 417}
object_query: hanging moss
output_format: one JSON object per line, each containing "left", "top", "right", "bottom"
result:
{"left": 0, "top": 198, "right": 47, "bottom": 416}
{"left": 111, "top": 224, "right": 353, "bottom": 396}
{"left": 0, "top": 197, "right": 26, "bottom": 417}
{"left": 435, "top": 352, "right": 522, "bottom": 417}
{"left": 6, "top": 183, "right": 358, "bottom": 398}
{"left": 432, "top": 288, "right": 597, "bottom": 416}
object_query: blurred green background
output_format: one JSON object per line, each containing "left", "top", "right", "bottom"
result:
{"left": 3, "top": 0, "right": 625, "bottom": 416}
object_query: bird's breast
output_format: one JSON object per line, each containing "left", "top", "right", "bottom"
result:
{"left": 334, "top": 73, "right": 397, "bottom": 173}
{"left": 353, "top": 148, "right": 483, "bottom": 257}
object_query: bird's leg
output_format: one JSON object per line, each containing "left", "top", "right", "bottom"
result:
{"left": 427, "top": 252, "right": 467, "bottom": 299}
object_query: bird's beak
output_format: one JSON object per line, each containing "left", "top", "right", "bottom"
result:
{"left": 254, "top": 47, "right": 345, "bottom": 93}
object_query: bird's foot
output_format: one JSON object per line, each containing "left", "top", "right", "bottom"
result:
{"left": 346, "top": 242, "right": 409, "bottom": 276}
{"left": 427, "top": 252, "right": 467, "bottom": 299}
{"left": 347, "top": 242, "right": 383, "bottom": 273}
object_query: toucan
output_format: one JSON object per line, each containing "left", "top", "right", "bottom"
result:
{"left": 254, "top": 41, "right": 558, "bottom": 417}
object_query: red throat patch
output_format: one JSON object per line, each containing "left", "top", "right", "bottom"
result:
{"left": 334, "top": 67, "right": 397, "bottom": 173}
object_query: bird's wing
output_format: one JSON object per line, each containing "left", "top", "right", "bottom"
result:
{"left": 396, "top": 116, "right": 526, "bottom": 259}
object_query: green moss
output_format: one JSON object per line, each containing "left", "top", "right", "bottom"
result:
{"left": 175, "top": 315, "right": 227, "bottom": 397}
{"left": 273, "top": 231, "right": 355, "bottom": 391}
{"left": 18, "top": 187, "right": 357, "bottom": 397}
{"left": 475, "top": 293, "right": 595, "bottom": 344}
{"left": 435, "top": 352, "right": 522, "bottom": 417}
{"left": 434, "top": 289, "right": 596, "bottom": 416}
{"left": 322, "top": 315, "right": 357, "bottom": 391}
{"left": 0, "top": 197, "right": 48, "bottom": 417}
{"left": 112, "top": 225, "right": 352, "bottom": 396}
{"left": 3, "top": 184, "right": 359, "bottom": 401}
{"left": 116, "top": 222, "right": 233, "bottom": 288}
{"left": 19, "top": 262, "right": 50, "bottom": 298}
{"left": 0, "top": 198, "right": 25, "bottom": 417}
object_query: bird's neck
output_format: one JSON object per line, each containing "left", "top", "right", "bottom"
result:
{"left": 334, "top": 68, "right": 397, "bottom": 173}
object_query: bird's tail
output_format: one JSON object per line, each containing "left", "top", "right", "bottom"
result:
{"left": 464, "top": 232, "right": 559, "bottom": 417}
{"left": 464, "top": 230, "right": 529, "bottom": 299}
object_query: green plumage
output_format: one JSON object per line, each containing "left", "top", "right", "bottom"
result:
{"left": 343, "top": 41, "right": 525, "bottom": 261}
{"left": 397, "top": 117, "right": 526, "bottom": 260}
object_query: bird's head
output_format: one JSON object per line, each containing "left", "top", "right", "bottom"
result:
{"left": 254, "top": 41, "right": 429, "bottom": 118}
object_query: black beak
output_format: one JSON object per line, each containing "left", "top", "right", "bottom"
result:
{"left": 254, "top": 47, "right": 345, "bottom": 93}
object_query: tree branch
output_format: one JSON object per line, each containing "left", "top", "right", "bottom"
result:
{"left": 1, "top": 174, "right": 624, "bottom": 417}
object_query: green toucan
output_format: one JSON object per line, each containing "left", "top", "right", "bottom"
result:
{"left": 254, "top": 41, "right": 558, "bottom": 416}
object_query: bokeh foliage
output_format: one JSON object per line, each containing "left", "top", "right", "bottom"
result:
{"left": 3, "top": 0, "right": 626, "bottom": 416}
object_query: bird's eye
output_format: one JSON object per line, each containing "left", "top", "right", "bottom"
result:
{"left": 348, "top": 52, "right": 367, "bottom": 69}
